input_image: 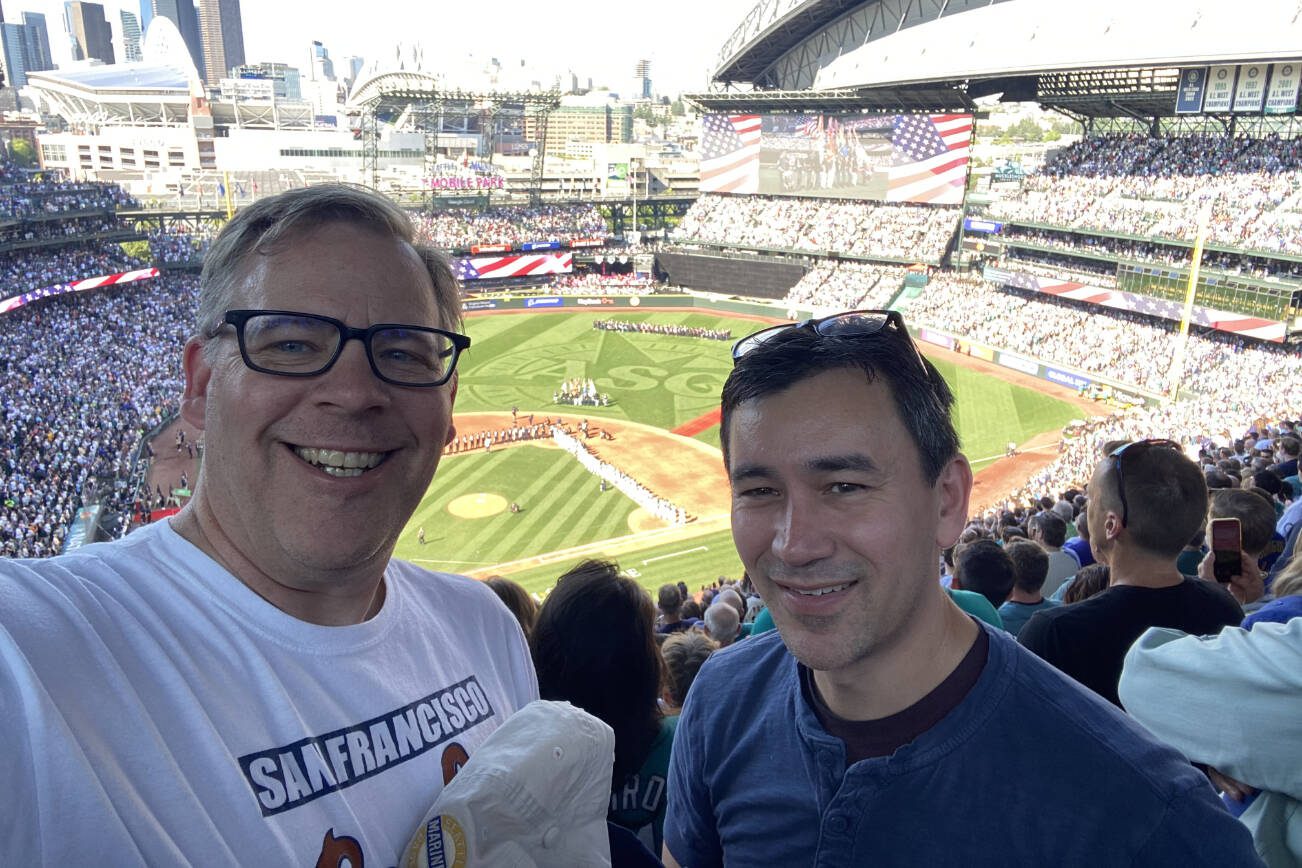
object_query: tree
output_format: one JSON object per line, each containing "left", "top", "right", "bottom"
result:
{"left": 9, "top": 138, "right": 35, "bottom": 168}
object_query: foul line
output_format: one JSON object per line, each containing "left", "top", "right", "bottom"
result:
{"left": 643, "top": 545, "right": 708, "bottom": 566}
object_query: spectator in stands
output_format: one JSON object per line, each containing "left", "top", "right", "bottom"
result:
{"left": 656, "top": 583, "right": 701, "bottom": 634}
{"left": 1208, "top": 489, "right": 1283, "bottom": 600}
{"left": 660, "top": 631, "right": 717, "bottom": 714}
{"left": 1063, "top": 508, "right": 1095, "bottom": 568}
{"left": 1019, "top": 440, "right": 1243, "bottom": 706}
{"left": 1029, "top": 511, "right": 1080, "bottom": 598}
{"left": 663, "top": 313, "right": 1258, "bottom": 866}
{"left": 484, "top": 575, "right": 539, "bottom": 639}
{"left": 531, "top": 559, "right": 676, "bottom": 856}
{"left": 1270, "top": 437, "right": 1299, "bottom": 481}
{"left": 950, "top": 538, "right": 1016, "bottom": 610}
{"left": 1061, "top": 563, "right": 1112, "bottom": 605}
{"left": 999, "top": 540, "right": 1058, "bottom": 638}
{"left": 1242, "top": 557, "right": 1302, "bottom": 628}
{"left": 1120, "top": 619, "right": 1302, "bottom": 867}
{"left": 0, "top": 184, "right": 539, "bottom": 865}
{"left": 703, "top": 600, "right": 741, "bottom": 647}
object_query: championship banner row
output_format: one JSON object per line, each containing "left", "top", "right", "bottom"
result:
{"left": 1176, "top": 62, "right": 1300, "bottom": 115}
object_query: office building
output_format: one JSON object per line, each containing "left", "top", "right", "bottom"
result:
{"left": 198, "top": 0, "right": 243, "bottom": 84}
{"left": 120, "top": 9, "right": 142, "bottom": 61}
{"left": 65, "top": 2, "right": 115, "bottom": 64}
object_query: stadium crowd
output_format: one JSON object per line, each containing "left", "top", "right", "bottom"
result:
{"left": 0, "top": 243, "right": 147, "bottom": 295}
{"left": 783, "top": 261, "right": 910, "bottom": 310}
{"left": 0, "top": 180, "right": 136, "bottom": 218}
{"left": 990, "top": 133, "right": 1302, "bottom": 253}
{"left": 549, "top": 272, "right": 663, "bottom": 294}
{"left": 0, "top": 274, "right": 196, "bottom": 558}
{"left": 673, "top": 193, "right": 960, "bottom": 261}
{"left": 415, "top": 203, "right": 610, "bottom": 249}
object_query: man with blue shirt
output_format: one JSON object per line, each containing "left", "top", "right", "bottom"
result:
{"left": 999, "top": 539, "right": 1059, "bottom": 637}
{"left": 662, "top": 310, "right": 1260, "bottom": 867}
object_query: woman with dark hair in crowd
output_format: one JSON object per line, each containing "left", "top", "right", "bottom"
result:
{"left": 531, "top": 559, "right": 676, "bottom": 856}
{"left": 483, "top": 575, "right": 538, "bottom": 640}
{"left": 1063, "top": 563, "right": 1111, "bottom": 604}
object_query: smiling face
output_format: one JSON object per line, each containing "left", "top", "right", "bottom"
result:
{"left": 180, "top": 222, "right": 457, "bottom": 599}
{"left": 727, "top": 367, "right": 970, "bottom": 676}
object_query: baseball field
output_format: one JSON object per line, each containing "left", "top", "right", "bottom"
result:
{"left": 396, "top": 307, "right": 1088, "bottom": 596}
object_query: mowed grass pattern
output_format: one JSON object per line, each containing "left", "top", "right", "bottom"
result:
{"left": 400, "top": 309, "right": 1084, "bottom": 592}
{"left": 396, "top": 445, "right": 636, "bottom": 571}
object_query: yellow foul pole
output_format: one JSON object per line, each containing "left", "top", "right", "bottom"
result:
{"left": 1166, "top": 200, "right": 1213, "bottom": 402}
{"left": 224, "top": 171, "right": 235, "bottom": 220}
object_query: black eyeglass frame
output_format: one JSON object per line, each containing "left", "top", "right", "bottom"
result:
{"left": 212, "top": 309, "right": 471, "bottom": 388}
{"left": 731, "top": 308, "right": 930, "bottom": 375}
{"left": 1107, "top": 438, "right": 1182, "bottom": 528}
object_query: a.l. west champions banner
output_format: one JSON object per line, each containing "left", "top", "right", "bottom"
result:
{"left": 699, "top": 112, "right": 972, "bottom": 205}
{"left": 454, "top": 252, "right": 572, "bottom": 281}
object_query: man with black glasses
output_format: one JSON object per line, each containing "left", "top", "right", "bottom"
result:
{"left": 1019, "top": 439, "right": 1243, "bottom": 706}
{"left": 663, "top": 312, "right": 1259, "bottom": 867}
{"left": 0, "top": 185, "right": 538, "bottom": 865}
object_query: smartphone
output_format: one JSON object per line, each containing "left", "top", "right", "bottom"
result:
{"left": 1209, "top": 518, "right": 1242, "bottom": 584}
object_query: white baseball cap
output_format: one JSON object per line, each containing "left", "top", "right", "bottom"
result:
{"left": 402, "top": 700, "right": 616, "bottom": 868}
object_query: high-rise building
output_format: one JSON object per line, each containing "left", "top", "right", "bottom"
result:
{"left": 634, "top": 59, "right": 652, "bottom": 99}
{"left": 119, "top": 9, "right": 142, "bottom": 61}
{"left": 20, "top": 12, "right": 52, "bottom": 73}
{"left": 198, "top": 0, "right": 243, "bottom": 84}
{"left": 1, "top": 22, "right": 28, "bottom": 86}
{"left": 64, "top": 2, "right": 115, "bottom": 65}
{"left": 309, "top": 40, "right": 334, "bottom": 81}
{"left": 149, "top": 0, "right": 204, "bottom": 79}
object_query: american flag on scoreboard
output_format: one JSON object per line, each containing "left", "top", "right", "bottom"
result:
{"left": 455, "top": 253, "right": 572, "bottom": 281}
{"left": 699, "top": 114, "right": 761, "bottom": 194}
{"left": 886, "top": 114, "right": 972, "bottom": 205}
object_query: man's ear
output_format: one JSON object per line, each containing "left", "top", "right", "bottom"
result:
{"left": 180, "top": 338, "right": 212, "bottom": 431}
{"left": 935, "top": 454, "right": 974, "bottom": 550}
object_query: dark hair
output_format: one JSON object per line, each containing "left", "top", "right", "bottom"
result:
{"left": 483, "top": 576, "right": 538, "bottom": 639}
{"left": 1099, "top": 445, "right": 1209, "bottom": 559}
{"left": 1064, "top": 564, "right": 1110, "bottom": 604}
{"left": 1205, "top": 470, "right": 1235, "bottom": 490}
{"left": 531, "top": 560, "right": 662, "bottom": 787}
{"left": 1210, "top": 489, "right": 1277, "bottom": 557}
{"left": 999, "top": 525, "right": 1028, "bottom": 544}
{"left": 1004, "top": 540, "right": 1051, "bottom": 594}
{"left": 1278, "top": 437, "right": 1301, "bottom": 458}
{"left": 681, "top": 599, "right": 704, "bottom": 621}
{"left": 660, "top": 631, "right": 717, "bottom": 709}
{"left": 953, "top": 539, "right": 1016, "bottom": 608}
{"left": 657, "top": 583, "right": 682, "bottom": 615}
{"left": 719, "top": 321, "right": 959, "bottom": 484}
{"left": 1029, "top": 511, "right": 1068, "bottom": 547}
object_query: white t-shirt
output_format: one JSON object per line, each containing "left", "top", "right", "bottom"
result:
{"left": 0, "top": 520, "right": 538, "bottom": 866}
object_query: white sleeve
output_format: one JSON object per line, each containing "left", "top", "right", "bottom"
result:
{"left": 1118, "top": 620, "right": 1302, "bottom": 800}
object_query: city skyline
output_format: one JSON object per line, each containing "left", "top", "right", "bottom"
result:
{"left": 13, "top": 0, "right": 753, "bottom": 96}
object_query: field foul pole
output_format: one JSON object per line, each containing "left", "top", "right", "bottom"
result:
{"left": 1166, "top": 198, "right": 1214, "bottom": 402}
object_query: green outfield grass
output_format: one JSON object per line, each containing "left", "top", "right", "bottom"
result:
{"left": 401, "top": 308, "right": 1083, "bottom": 593}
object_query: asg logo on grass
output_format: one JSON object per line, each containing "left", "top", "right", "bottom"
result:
{"left": 467, "top": 351, "right": 729, "bottom": 407}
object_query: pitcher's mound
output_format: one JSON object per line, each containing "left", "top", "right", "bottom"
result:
{"left": 448, "top": 493, "right": 508, "bottom": 519}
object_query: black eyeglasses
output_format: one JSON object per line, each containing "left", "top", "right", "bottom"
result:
{"left": 1107, "top": 439, "right": 1182, "bottom": 528}
{"left": 731, "top": 309, "right": 929, "bottom": 374}
{"left": 211, "top": 309, "right": 470, "bottom": 387}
